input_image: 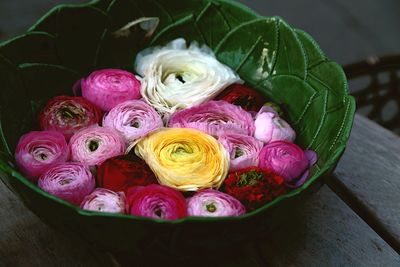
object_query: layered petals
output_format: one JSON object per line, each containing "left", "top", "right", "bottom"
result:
{"left": 218, "top": 133, "right": 263, "bottom": 172}
{"left": 258, "top": 141, "right": 317, "bottom": 188}
{"left": 215, "top": 84, "right": 266, "bottom": 112}
{"left": 127, "top": 184, "right": 187, "bottom": 220}
{"left": 15, "top": 131, "right": 69, "bottom": 181}
{"left": 69, "top": 126, "right": 126, "bottom": 166}
{"left": 103, "top": 100, "right": 163, "bottom": 143}
{"left": 81, "top": 69, "right": 141, "bottom": 111}
{"left": 135, "top": 38, "right": 241, "bottom": 115}
{"left": 38, "top": 96, "right": 102, "bottom": 140}
{"left": 187, "top": 189, "right": 245, "bottom": 217}
{"left": 223, "top": 167, "right": 287, "bottom": 211}
{"left": 81, "top": 188, "right": 126, "bottom": 214}
{"left": 97, "top": 154, "right": 157, "bottom": 193}
{"left": 134, "top": 128, "right": 229, "bottom": 191}
{"left": 169, "top": 101, "right": 255, "bottom": 137}
{"left": 38, "top": 163, "right": 95, "bottom": 205}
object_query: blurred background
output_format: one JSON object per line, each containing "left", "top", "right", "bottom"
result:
{"left": 1, "top": 0, "right": 399, "bottom": 132}
{"left": 1, "top": 0, "right": 399, "bottom": 64}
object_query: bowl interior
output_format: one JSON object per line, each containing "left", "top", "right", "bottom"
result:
{"left": 0, "top": 0, "right": 355, "bottom": 223}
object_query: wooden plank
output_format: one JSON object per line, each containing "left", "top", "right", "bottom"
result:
{"left": 2, "top": 178, "right": 398, "bottom": 266}
{"left": 0, "top": 116, "right": 398, "bottom": 266}
{"left": 0, "top": 179, "right": 113, "bottom": 267}
{"left": 329, "top": 114, "right": 400, "bottom": 253}
{"left": 110, "top": 242, "right": 265, "bottom": 267}
{"left": 0, "top": 178, "right": 266, "bottom": 267}
{"left": 256, "top": 186, "right": 400, "bottom": 266}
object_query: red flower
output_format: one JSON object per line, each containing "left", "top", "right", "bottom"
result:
{"left": 38, "top": 96, "right": 102, "bottom": 140}
{"left": 223, "top": 166, "right": 287, "bottom": 211}
{"left": 215, "top": 84, "right": 266, "bottom": 112}
{"left": 97, "top": 154, "right": 157, "bottom": 193}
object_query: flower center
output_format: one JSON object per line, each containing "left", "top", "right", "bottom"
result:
{"left": 130, "top": 121, "right": 140, "bottom": 128}
{"left": 233, "top": 96, "right": 252, "bottom": 109}
{"left": 206, "top": 203, "right": 217, "bottom": 213}
{"left": 59, "top": 105, "right": 85, "bottom": 122}
{"left": 176, "top": 74, "right": 185, "bottom": 83}
{"left": 234, "top": 149, "right": 244, "bottom": 158}
{"left": 88, "top": 140, "right": 99, "bottom": 152}
{"left": 59, "top": 179, "right": 72, "bottom": 185}
{"left": 237, "top": 170, "right": 264, "bottom": 187}
{"left": 154, "top": 207, "right": 163, "bottom": 218}
{"left": 61, "top": 108, "right": 75, "bottom": 119}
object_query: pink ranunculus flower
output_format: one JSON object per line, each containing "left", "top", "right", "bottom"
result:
{"left": 38, "top": 96, "right": 102, "bottom": 140}
{"left": 103, "top": 100, "right": 163, "bottom": 143}
{"left": 15, "top": 131, "right": 69, "bottom": 181}
{"left": 187, "top": 189, "right": 246, "bottom": 217}
{"left": 127, "top": 184, "right": 187, "bottom": 220}
{"left": 38, "top": 163, "right": 95, "bottom": 205}
{"left": 80, "top": 188, "right": 126, "bottom": 214}
{"left": 254, "top": 106, "right": 296, "bottom": 144}
{"left": 218, "top": 133, "right": 263, "bottom": 172}
{"left": 69, "top": 126, "right": 126, "bottom": 166}
{"left": 258, "top": 141, "right": 317, "bottom": 188}
{"left": 81, "top": 69, "right": 141, "bottom": 111}
{"left": 168, "top": 100, "right": 255, "bottom": 137}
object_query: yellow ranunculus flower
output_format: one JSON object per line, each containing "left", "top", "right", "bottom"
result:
{"left": 135, "top": 128, "right": 229, "bottom": 191}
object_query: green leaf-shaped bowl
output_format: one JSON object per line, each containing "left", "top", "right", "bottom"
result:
{"left": 0, "top": 0, "right": 355, "bottom": 256}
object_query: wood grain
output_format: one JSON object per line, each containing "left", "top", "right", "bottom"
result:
{"left": 330, "top": 114, "right": 400, "bottom": 253}
{"left": 2, "top": 180, "right": 398, "bottom": 267}
{"left": 256, "top": 186, "right": 400, "bottom": 267}
{"left": 0, "top": 178, "right": 112, "bottom": 267}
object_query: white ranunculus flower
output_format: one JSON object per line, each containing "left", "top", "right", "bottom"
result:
{"left": 135, "top": 38, "right": 242, "bottom": 116}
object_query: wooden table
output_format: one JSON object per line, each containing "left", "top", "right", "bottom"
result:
{"left": 1, "top": 114, "right": 399, "bottom": 267}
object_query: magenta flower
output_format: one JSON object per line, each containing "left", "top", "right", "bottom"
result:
{"left": 254, "top": 106, "right": 296, "bottom": 143}
{"left": 218, "top": 133, "right": 263, "bottom": 172}
{"left": 38, "top": 96, "right": 102, "bottom": 140}
{"left": 127, "top": 184, "right": 187, "bottom": 220}
{"left": 81, "top": 69, "right": 141, "bottom": 111}
{"left": 15, "top": 131, "right": 69, "bottom": 181}
{"left": 69, "top": 126, "right": 126, "bottom": 166}
{"left": 80, "top": 188, "right": 126, "bottom": 214}
{"left": 187, "top": 189, "right": 245, "bottom": 217}
{"left": 168, "top": 101, "right": 255, "bottom": 137}
{"left": 103, "top": 100, "right": 163, "bottom": 143}
{"left": 258, "top": 141, "right": 317, "bottom": 188}
{"left": 38, "top": 163, "right": 95, "bottom": 205}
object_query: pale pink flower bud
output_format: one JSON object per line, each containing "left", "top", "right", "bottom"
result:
{"left": 254, "top": 107, "right": 296, "bottom": 143}
{"left": 187, "top": 189, "right": 245, "bottom": 217}
{"left": 80, "top": 188, "right": 126, "bottom": 214}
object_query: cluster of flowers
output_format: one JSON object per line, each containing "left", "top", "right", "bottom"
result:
{"left": 14, "top": 39, "right": 316, "bottom": 220}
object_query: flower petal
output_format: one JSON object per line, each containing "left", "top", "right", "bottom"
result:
{"left": 136, "top": 38, "right": 241, "bottom": 115}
